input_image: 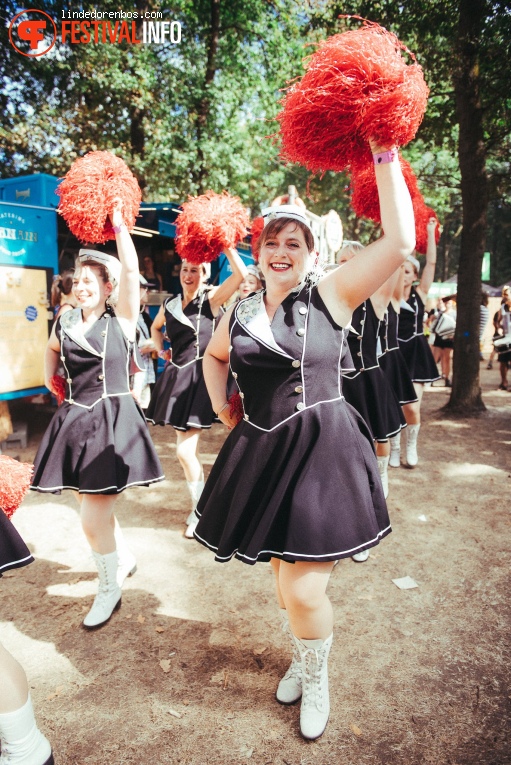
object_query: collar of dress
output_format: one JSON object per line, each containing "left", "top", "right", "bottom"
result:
{"left": 235, "top": 290, "right": 292, "bottom": 357}
{"left": 60, "top": 308, "right": 105, "bottom": 357}
{"left": 165, "top": 295, "right": 200, "bottom": 331}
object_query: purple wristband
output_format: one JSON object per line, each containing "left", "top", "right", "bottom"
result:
{"left": 373, "top": 148, "right": 398, "bottom": 165}
{"left": 112, "top": 223, "right": 126, "bottom": 234}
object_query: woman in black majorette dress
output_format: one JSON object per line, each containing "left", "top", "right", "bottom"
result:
{"left": 392, "top": 218, "right": 440, "bottom": 468}
{"left": 192, "top": 141, "right": 416, "bottom": 742}
{"left": 338, "top": 244, "right": 406, "bottom": 512}
{"left": 0, "top": 458, "right": 54, "bottom": 765}
{"left": 31, "top": 200, "right": 164, "bottom": 630}
{"left": 146, "top": 249, "right": 247, "bottom": 537}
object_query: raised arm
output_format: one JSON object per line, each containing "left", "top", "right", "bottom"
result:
{"left": 110, "top": 198, "right": 140, "bottom": 331}
{"left": 318, "top": 143, "right": 415, "bottom": 327}
{"left": 417, "top": 218, "right": 438, "bottom": 302}
{"left": 203, "top": 307, "right": 239, "bottom": 428}
{"left": 208, "top": 248, "right": 248, "bottom": 313}
{"left": 370, "top": 266, "right": 402, "bottom": 320}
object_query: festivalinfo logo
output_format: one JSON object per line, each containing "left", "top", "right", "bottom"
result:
{"left": 8, "top": 8, "right": 182, "bottom": 57}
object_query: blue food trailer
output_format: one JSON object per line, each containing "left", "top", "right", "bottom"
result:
{"left": 0, "top": 174, "right": 60, "bottom": 400}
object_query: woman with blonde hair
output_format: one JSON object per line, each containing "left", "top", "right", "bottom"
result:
{"left": 31, "top": 200, "right": 164, "bottom": 630}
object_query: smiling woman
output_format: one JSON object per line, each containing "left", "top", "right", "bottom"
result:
{"left": 30, "top": 199, "right": 164, "bottom": 631}
{"left": 192, "top": 140, "right": 416, "bottom": 741}
{"left": 145, "top": 247, "right": 247, "bottom": 538}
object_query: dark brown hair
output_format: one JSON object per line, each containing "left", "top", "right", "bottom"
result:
{"left": 258, "top": 218, "right": 315, "bottom": 253}
{"left": 76, "top": 260, "right": 111, "bottom": 284}
{"left": 51, "top": 269, "right": 75, "bottom": 307}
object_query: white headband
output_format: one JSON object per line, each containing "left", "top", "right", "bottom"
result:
{"left": 78, "top": 249, "right": 122, "bottom": 284}
{"left": 406, "top": 254, "right": 420, "bottom": 273}
{"left": 261, "top": 204, "right": 312, "bottom": 231}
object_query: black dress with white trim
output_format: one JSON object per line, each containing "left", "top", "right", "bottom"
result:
{"left": 0, "top": 513, "right": 34, "bottom": 575}
{"left": 342, "top": 300, "right": 406, "bottom": 442}
{"left": 146, "top": 292, "right": 221, "bottom": 431}
{"left": 31, "top": 308, "right": 164, "bottom": 494}
{"left": 379, "top": 303, "right": 418, "bottom": 405}
{"left": 193, "top": 285, "right": 390, "bottom": 565}
{"left": 397, "top": 287, "right": 440, "bottom": 383}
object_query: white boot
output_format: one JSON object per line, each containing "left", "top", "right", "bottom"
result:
{"left": 184, "top": 479, "right": 204, "bottom": 539}
{"left": 113, "top": 518, "right": 137, "bottom": 588}
{"left": 389, "top": 433, "right": 401, "bottom": 468}
{"left": 351, "top": 549, "right": 370, "bottom": 562}
{"left": 0, "top": 696, "right": 53, "bottom": 765}
{"left": 275, "top": 610, "right": 302, "bottom": 705}
{"left": 406, "top": 424, "right": 420, "bottom": 468}
{"left": 296, "top": 633, "right": 333, "bottom": 740}
{"left": 83, "top": 550, "right": 122, "bottom": 629}
{"left": 377, "top": 455, "right": 390, "bottom": 499}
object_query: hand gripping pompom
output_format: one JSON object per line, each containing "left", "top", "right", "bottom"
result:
{"left": 277, "top": 19, "right": 429, "bottom": 173}
{"left": 57, "top": 151, "right": 142, "bottom": 244}
{"left": 175, "top": 191, "right": 250, "bottom": 264}
{"left": 0, "top": 456, "right": 33, "bottom": 519}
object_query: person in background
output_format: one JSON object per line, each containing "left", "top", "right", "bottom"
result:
{"left": 146, "top": 250, "right": 247, "bottom": 539}
{"left": 238, "top": 264, "right": 263, "bottom": 300}
{"left": 141, "top": 255, "right": 163, "bottom": 292}
{"left": 132, "top": 275, "right": 156, "bottom": 409}
{"left": 479, "top": 292, "right": 490, "bottom": 362}
{"left": 494, "top": 286, "right": 511, "bottom": 390}
{"left": 50, "top": 270, "right": 76, "bottom": 320}
{"left": 391, "top": 218, "right": 440, "bottom": 468}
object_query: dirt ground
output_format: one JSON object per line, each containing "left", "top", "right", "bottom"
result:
{"left": 1, "top": 364, "right": 510, "bottom": 765}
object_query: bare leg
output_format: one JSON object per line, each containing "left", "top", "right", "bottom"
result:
{"left": 276, "top": 560, "right": 334, "bottom": 640}
{"left": 175, "top": 429, "right": 203, "bottom": 482}
{"left": 79, "top": 494, "right": 117, "bottom": 553}
{"left": 402, "top": 393, "right": 422, "bottom": 426}
{"left": 375, "top": 440, "right": 390, "bottom": 458}
{"left": 0, "top": 643, "right": 28, "bottom": 713}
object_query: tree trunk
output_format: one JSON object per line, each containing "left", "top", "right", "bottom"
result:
{"left": 192, "top": 0, "right": 221, "bottom": 191}
{"left": 446, "top": 0, "right": 487, "bottom": 413}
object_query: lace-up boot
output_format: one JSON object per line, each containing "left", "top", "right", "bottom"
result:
{"left": 405, "top": 424, "right": 420, "bottom": 467}
{"left": 389, "top": 433, "right": 401, "bottom": 467}
{"left": 275, "top": 610, "right": 302, "bottom": 705}
{"left": 295, "top": 633, "right": 333, "bottom": 740}
{"left": 185, "top": 479, "right": 204, "bottom": 538}
{"left": 83, "top": 550, "right": 122, "bottom": 629}
{"left": 0, "top": 696, "right": 53, "bottom": 765}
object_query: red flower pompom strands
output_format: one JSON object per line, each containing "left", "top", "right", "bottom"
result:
{"left": 57, "top": 151, "right": 141, "bottom": 244}
{"left": 175, "top": 191, "right": 250, "bottom": 265}
{"left": 277, "top": 19, "right": 429, "bottom": 174}
{"left": 0, "top": 456, "right": 33, "bottom": 520}
{"left": 350, "top": 157, "right": 440, "bottom": 254}
{"left": 49, "top": 375, "right": 66, "bottom": 406}
{"left": 250, "top": 217, "right": 264, "bottom": 261}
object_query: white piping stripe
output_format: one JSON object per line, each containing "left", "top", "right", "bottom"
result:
{"left": 193, "top": 524, "right": 392, "bottom": 563}
{"left": 0, "top": 554, "right": 33, "bottom": 572}
{"left": 30, "top": 475, "right": 165, "bottom": 493}
{"left": 241, "top": 396, "right": 345, "bottom": 433}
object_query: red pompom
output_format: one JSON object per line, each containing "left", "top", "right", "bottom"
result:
{"left": 250, "top": 217, "right": 265, "bottom": 261}
{"left": 0, "top": 456, "right": 33, "bottom": 519}
{"left": 277, "top": 19, "right": 429, "bottom": 173}
{"left": 349, "top": 157, "right": 439, "bottom": 254}
{"left": 228, "top": 392, "right": 244, "bottom": 426}
{"left": 49, "top": 375, "right": 66, "bottom": 406}
{"left": 175, "top": 191, "right": 250, "bottom": 264}
{"left": 57, "top": 151, "right": 141, "bottom": 244}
